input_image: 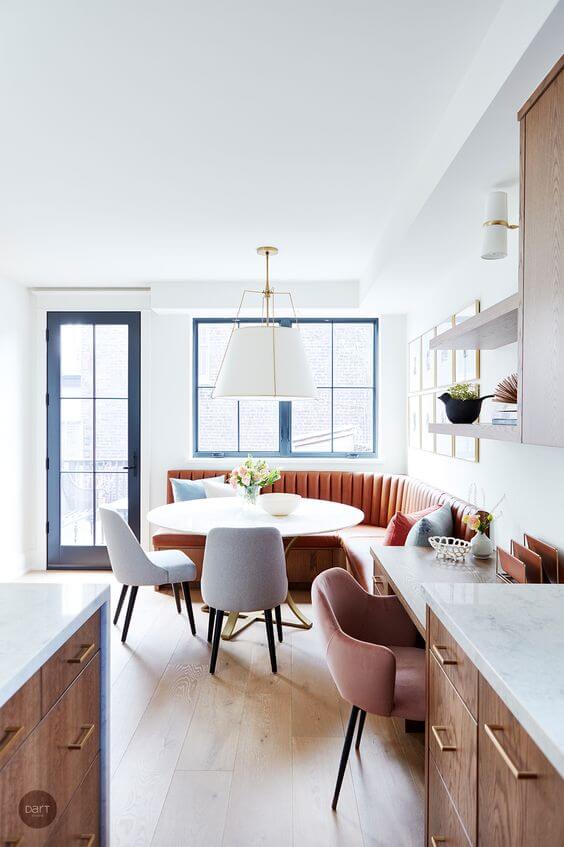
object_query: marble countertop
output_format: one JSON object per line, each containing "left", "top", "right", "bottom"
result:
{"left": 423, "top": 583, "right": 564, "bottom": 778}
{"left": 0, "top": 583, "right": 110, "bottom": 706}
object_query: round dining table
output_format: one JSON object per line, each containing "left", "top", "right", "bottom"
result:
{"left": 147, "top": 496, "right": 364, "bottom": 640}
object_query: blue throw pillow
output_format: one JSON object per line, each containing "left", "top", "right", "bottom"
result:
{"left": 170, "top": 478, "right": 206, "bottom": 502}
{"left": 405, "top": 503, "right": 453, "bottom": 547}
{"left": 170, "top": 475, "right": 225, "bottom": 502}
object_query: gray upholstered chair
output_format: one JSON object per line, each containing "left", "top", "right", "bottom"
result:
{"left": 100, "top": 506, "right": 197, "bottom": 643}
{"left": 201, "top": 527, "right": 288, "bottom": 674}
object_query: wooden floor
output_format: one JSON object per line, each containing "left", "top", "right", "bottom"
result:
{"left": 20, "top": 571, "right": 424, "bottom": 846}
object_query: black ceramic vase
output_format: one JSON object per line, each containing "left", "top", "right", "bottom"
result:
{"left": 438, "top": 393, "right": 494, "bottom": 424}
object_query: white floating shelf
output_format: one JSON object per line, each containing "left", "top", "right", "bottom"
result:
{"left": 430, "top": 293, "right": 520, "bottom": 350}
{"left": 429, "top": 422, "right": 521, "bottom": 443}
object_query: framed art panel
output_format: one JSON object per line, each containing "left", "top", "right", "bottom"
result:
{"left": 408, "top": 337, "right": 421, "bottom": 393}
{"left": 434, "top": 392, "right": 452, "bottom": 457}
{"left": 454, "top": 435, "right": 479, "bottom": 462}
{"left": 435, "top": 318, "right": 454, "bottom": 387}
{"left": 408, "top": 395, "right": 421, "bottom": 449}
{"left": 455, "top": 301, "right": 480, "bottom": 382}
{"left": 421, "top": 392, "right": 435, "bottom": 452}
{"left": 421, "top": 328, "right": 436, "bottom": 390}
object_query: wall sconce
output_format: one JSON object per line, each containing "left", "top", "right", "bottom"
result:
{"left": 481, "top": 190, "right": 519, "bottom": 260}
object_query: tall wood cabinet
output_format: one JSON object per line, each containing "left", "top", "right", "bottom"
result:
{"left": 519, "top": 55, "right": 564, "bottom": 447}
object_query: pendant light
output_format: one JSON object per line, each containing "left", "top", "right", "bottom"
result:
{"left": 213, "top": 246, "right": 316, "bottom": 400}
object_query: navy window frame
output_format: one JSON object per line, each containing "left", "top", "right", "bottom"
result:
{"left": 46, "top": 311, "right": 141, "bottom": 569}
{"left": 193, "top": 317, "right": 378, "bottom": 458}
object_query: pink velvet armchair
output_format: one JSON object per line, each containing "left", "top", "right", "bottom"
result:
{"left": 312, "top": 567, "right": 426, "bottom": 809}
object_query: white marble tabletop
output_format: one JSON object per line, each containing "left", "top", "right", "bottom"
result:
{"left": 148, "top": 496, "right": 364, "bottom": 538}
{"left": 424, "top": 583, "right": 564, "bottom": 779}
{"left": 0, "top": 583, "right": 110, "bottom": 706}
{"left": 371, "top": 545, "right": 497, "bottom": 634}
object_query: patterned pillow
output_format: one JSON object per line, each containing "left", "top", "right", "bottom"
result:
{"left": 405, "top": 503, "right": 453, "bottom": 547}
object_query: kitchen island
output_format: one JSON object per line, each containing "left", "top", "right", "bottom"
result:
{"left": 0, "top": 583, "right": 110, "bottom": 846}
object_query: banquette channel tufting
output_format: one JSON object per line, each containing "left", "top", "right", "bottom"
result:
{"left": 152, "top": 471, "right": 479, "bottom": 592}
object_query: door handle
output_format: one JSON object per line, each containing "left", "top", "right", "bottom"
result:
{"left": 122, "top": 451, "right": 138, "bottom": 477}
{"left": 431, "top": 725, "right": 457, "bottom": 752}
{"left": 67, "top": 643, "right": 96, "bottom": 664}
{"left": 79, "top": 835, "right": 96, "bottom": 847}
{"left": 484, "top": 724, "right": 537, "bottom": 779}
{"left": 0, "top": 726, "right": 24, "bottom": 756}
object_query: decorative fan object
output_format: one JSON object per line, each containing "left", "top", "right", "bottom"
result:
{"left": 428, "top": 536, "right": 471, "bottom": 562}
{"left": 495, "top": 373, "right": 518, "bottom": 404}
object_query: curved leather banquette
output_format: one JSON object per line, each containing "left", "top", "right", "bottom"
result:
{"left": 152, "top": 471, "right": 479, "bottom": 591}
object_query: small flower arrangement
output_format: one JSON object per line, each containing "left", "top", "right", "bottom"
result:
{"left": 449, "top": 382, "right": 479, "bottom": 401}
{"left": 229, "top": 456, "right": 281, "bottom": 506}
{"left": 463, "top": 510, "right": 493, "bottom": 534}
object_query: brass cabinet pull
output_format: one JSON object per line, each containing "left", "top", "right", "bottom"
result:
{"left": 67, "top": 643, "right": 96, "bottom": 664}
{"left": 0, "top": 726, "right": 24, "bottom": 756}
{"left": 431, "top": 838, "right": 447, "bottom": 847}
{"left": 431, "top": 644, "right": 457, "bottom": 666}
{"left": 67, "top": 724, "right": 95, "bottom": 750}
{"left": 79, "top": 835, "right": 95, "bottom": 847}
{"left": 431, "top": 725, "right": 457, "bottom": 752}
{"left": 484, "top": 724, "right": 537, "bottom": 779}
{"left": 3, "top": 838, "right": 23, "bottom": 845}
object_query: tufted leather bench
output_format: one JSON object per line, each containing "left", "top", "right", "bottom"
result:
{"left": 152, "top": 471, "right": 479, "bottom": 591}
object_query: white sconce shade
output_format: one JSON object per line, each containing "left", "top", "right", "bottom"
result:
{"left": 213, "top": 324, "right": 317, "bottom": 400}
{"left": 481, "top": 191, "right": 518, "bottom": 260}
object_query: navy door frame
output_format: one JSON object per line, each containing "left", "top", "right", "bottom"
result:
{"left": 46, "top": 312, "right": 141, "bottom": 569}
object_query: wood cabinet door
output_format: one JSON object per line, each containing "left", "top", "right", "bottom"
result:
{"left": 479, "top": 677, "right": 564, "bottom": 846}
{"left": 521, "top": 64, "right": 564, "bottom": 446}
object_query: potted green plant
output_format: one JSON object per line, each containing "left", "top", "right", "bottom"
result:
{"left": 438, "top": 382, "right": 494, "bottom": 424}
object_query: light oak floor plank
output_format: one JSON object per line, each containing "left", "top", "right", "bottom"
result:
{"left": 111, "top": 630, "right": 209, "bottom": 847}
{"left": 292, "top": 735, "right": 364, "bottom": 846}
{"left": 151, "top": 770, "right": 232, "bottom": 847}
{"left": 222, "top": 636, "right": 293, "bottom": 847}
{"left": 290, "top": 624, "right": 344, "bottom": 737}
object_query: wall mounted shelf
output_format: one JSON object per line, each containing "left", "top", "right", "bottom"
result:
{"left": 430, "top": 293, "right": 519, "bottom": 350}
{"left": 429, "top": 422, "right": 521, "bottom": 443}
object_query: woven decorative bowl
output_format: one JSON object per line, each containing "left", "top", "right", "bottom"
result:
{"left": 428, "top": 536, "right": 471, "bottom": 562}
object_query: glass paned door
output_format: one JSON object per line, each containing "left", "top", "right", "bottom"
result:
{"left": 47, "top": 312, "right": 141, "bottom": 567}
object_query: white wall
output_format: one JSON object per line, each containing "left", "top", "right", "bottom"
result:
{"left": 406, "top": 234, "right": 564, "bottom": 555}
{"left": 0, "top": 279, "right": 32, "bottom": 577}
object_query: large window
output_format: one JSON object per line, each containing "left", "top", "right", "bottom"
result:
{"left": 193, "top": 318, "right": 378, "bottom": 457}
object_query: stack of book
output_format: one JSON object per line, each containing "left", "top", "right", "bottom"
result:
{"left": 491, "top": 408, "right": 518, "bottom": 426}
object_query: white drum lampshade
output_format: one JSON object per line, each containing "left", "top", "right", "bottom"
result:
{"left": 213, "top": 324, "right": 316, "bottom": 400}
{"left": 481, "top": 191, "right": 516, "bottom": 260}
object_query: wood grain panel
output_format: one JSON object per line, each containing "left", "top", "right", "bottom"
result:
{"left": 428, "top": 654, "right": 477, "bottom": 844}
{"left": 0, "top": 654, "right": 100, "bottom": 846}
{"left": 0, "top": 671, "right": 41, "bottom": 771}
{"left": 46, "top": 754, "right": 100, "bottom": 847}
{"left": 479, "top": 676, "right": 564, "bottom": 846}
{"left": 151, "top": 770, "right": 232, "bottom": 847}
{"left": 41, "top": 610, "right": 101, "bottom": 714}
{"left": 429, "top": 611, "right": 478, "bottom": 718}
{"left": 428, "top": 757, "right": 470, "bottom": 847}
{"left": 521, "top": 63, "right": 563, "bottom": 446}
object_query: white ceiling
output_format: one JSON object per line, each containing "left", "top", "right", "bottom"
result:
{"left": 0, "top": 0, "right": 504, "bottom": 287}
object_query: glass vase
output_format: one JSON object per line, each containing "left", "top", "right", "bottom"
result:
{"left": 239, "top": 484, "right": 260, "bottom": 509}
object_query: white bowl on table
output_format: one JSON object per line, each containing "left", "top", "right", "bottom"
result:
{"left": 258, "top": 493, "right": 302, "bottom": 517}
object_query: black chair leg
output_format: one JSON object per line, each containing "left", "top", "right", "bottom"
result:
{"left": 121, "top": 586, "right": 139, "bottom": 644}
{"left": 264, "top": 609, "right": 277, "bottom": 673}
{"left": 274, "top": 605, "right": 283, "bottom": 642}
{"left": 181, "top": 581, "right": 196, "bottom": 635}
{"left": 207, "top": 607, "right": 216, "bottom": 643}
{"left": 172, "top": 583, "right": 182, "bottom": 614}
{"left": 114, "top": 585, "right": 128, "bottom": 625}
{"left": 355, "top": 710, "right": 367, "bottom": 749}
{"left": 332, "top": 705, "right": 360, "bottom": 810}
{"left": 210, "top": 610, "right": 224, "bottom": 674}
